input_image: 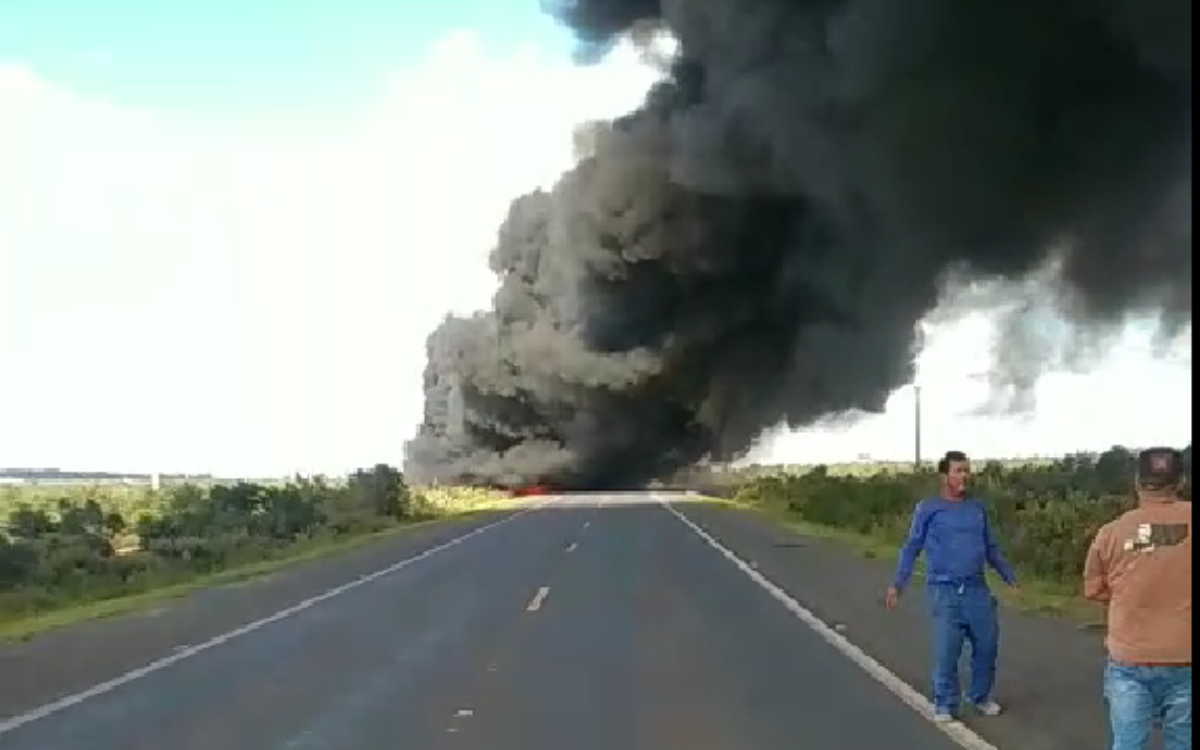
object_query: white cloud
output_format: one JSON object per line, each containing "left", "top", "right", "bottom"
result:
{"left": 754, "top": 315, "right": 1192, "bottom": 466}
{"left": 0, "top": 33, "right": 659, "bottom": 477}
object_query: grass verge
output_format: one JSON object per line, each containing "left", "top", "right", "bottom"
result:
{"left": 0, "top": 497, "right": 523, "bottom": 643}
{"left": 698, "top": 494, "right": 1106, "bottom": 626}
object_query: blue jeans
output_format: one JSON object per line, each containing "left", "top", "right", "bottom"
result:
{"left": 926, "top": 582, "right": 999, "bottom": 711}
{"left": 1104, "top": 659, "right": 1192, "bottom": 750}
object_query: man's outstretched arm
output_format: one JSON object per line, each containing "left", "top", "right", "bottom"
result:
{"left": 892, "top": 501, "right": 933, "bottom": 592}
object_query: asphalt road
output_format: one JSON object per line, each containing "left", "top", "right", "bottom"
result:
{"left": 0, "top": 494, "right": 1090, "bottom": 750}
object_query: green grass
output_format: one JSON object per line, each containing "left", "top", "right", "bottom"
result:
{"left": 701, "top": 495, "right": 1106, "bottom": 626}
{"left": 0, "top": 498, "right": 523, "bottom": 643}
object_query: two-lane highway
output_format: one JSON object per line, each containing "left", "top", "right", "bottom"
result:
{"left": 0, "top": 494, "right": 983, "bottom": 750}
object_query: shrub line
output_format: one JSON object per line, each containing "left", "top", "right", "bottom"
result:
{"left": 0, "top": 467, "right": 510, "bottom": 641}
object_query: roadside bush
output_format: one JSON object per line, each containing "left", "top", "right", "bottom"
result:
{"left": 730, "top": 445, "right": 1190, "bottom": 589}
{"left": 0, "top": 466, "right": 501, "bottom": 621}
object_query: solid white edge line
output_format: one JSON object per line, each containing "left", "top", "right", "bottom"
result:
{"left": 654, "top": 493, "right": 1002, "bottom": 750}
{"left": 0, "top": 498, "right": 555, "bottom": 737}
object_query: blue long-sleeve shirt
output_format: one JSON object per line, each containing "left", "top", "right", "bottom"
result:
{"left": 892, "top": 497, "right": 1017, "bottom": 591}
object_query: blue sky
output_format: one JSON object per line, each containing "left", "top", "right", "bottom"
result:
{"left": 0, "top": 2, "right": 1191, "bottom": 476}
{"left": 0, "top": 0, "right": 571, "bottom": 127}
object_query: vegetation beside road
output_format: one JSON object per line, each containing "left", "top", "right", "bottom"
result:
{"left": 687, "top": 445, "right": 1192, "bottom": 616}
{"left": 0, "top": 467, "right": 507, "bottom": 638}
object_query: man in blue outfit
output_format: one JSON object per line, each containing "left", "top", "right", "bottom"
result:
{"left": 885, "top": 450, "right": 1019, "bottom": 723}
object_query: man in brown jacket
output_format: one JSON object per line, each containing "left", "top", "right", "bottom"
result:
{"left": 1084, "top": 447, "right": 1191, "bottom": 750}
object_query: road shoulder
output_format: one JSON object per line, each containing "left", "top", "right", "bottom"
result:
{"left": 671, "top": 499, "right": 1109, "bottom": 750}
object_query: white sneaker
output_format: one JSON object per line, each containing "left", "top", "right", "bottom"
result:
{"left": 971, "top": 700, "right": 1003, "bottom": 716}
{"left": 933, "top": 709, "right": 956, "bottom": 723}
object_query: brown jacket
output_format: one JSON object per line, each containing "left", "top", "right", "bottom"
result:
{"left": 1083, "top": 500, "right": 1192, "bottom": 664}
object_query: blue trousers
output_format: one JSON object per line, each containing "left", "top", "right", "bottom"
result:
{"left": 1104, "top": 660, "right": 1192, "bottom": 750}
{"left": 926, "top": 582, "right": 1000, "bottom": 710}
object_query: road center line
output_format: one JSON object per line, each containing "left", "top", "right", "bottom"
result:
{"left": 526, "top": 586, "right": 552, "bottom": 612}
{"left": 0, "top": 500, "right": 555, "bottom": 737}
{"left": 653, "top": 494, "right": 1001, "bottom": 750}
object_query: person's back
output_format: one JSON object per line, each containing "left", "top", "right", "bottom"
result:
{"left": 1084, "top": 446, "right": 1192, "bottom": 750}
{"left": 1091, "top": 500, "right": 1192, "bottom": 665}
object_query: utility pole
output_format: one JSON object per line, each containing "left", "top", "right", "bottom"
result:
{"left": 913, "top": 384, "right": 923, "bottom": 472}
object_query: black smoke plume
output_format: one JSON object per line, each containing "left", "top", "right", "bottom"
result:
{"left": 404, "top": 0, "right": 1192, "bottom": 488}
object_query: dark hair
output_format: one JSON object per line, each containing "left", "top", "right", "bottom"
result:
{"left": 1136, "top": 447, "right": 1185, "bottom": 491}
{"left": 937, "top": 450, "right": 969, "bottom": 474}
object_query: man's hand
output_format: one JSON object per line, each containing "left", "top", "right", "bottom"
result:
{"left": 884, "top": 585, "right": 900, "bottom": 610}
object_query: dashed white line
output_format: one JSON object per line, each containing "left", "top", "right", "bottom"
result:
{"left": 0, "top": 500, "right": 554, "bottom": 737}
{"left": 653, "top": 494, "right": 1001, "bottom": 750}
{"left": 526, "top": 586, "right": 552, "bottom": 612}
